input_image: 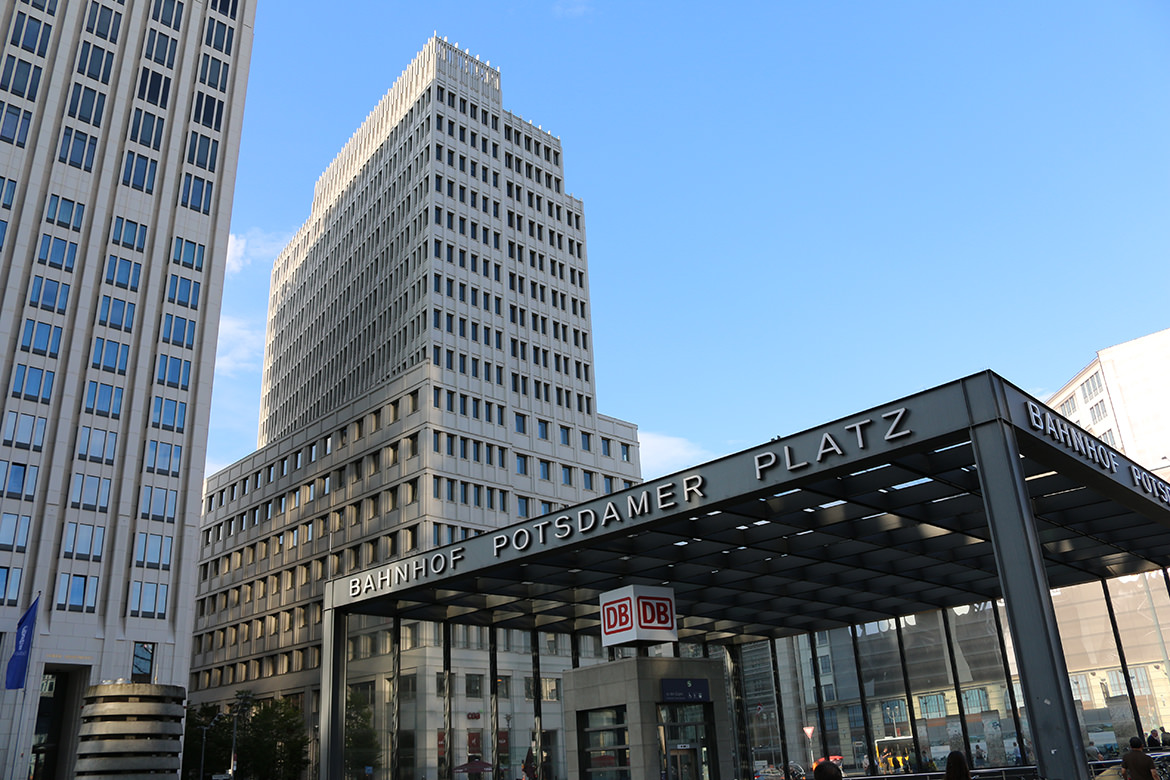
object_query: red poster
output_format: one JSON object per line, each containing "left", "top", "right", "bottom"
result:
{"left": 468, "top": 730, "right": 482, "bottom": 753}
{"left": 438, "top": 729, "right": 446, "bottom": 758}
{"left": 496, "top": 729, "right": 510, "bottom": 756}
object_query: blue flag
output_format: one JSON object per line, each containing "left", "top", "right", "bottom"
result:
{"left": 5, "top": 595, "right": 39, "bottom": 690}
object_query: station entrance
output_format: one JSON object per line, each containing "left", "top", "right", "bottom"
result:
{"left": 316, "top": 373, "right": 1170, "bottom": 780}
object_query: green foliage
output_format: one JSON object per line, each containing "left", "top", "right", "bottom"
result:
{"left": 344, "top": 690, "right": 382, "bottom": 780}
{"left": 182, "top": 691, "right": 308, "bottom": 780}
{"left": 181, "top": 703, "right": 232, "bottom": 780}
{"left": 237, "top": 698, "right": 310, "bottom": 780}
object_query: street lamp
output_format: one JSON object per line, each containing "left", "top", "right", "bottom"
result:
{"left": 199, "top": 711, "right": 224, "bottom": 780}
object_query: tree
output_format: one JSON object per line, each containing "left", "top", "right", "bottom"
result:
{"left": 181, "top": 703, "right": 233, "bottom": 780}
{"left": 344, "top": 690, "right": 381, "bottom": 780}
{"left": 236, "top": 698, "right": 310, "bottom": 780}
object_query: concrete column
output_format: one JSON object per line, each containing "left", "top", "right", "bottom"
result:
{"left": 319, "top": 606, "right": 347, "bottom": 780}
{"left": 971, "top": 419, "right": 1089, "bottom": 780}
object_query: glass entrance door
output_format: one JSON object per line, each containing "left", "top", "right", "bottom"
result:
{"left": 669, "top": 747, "right": 700, "bottom": 780}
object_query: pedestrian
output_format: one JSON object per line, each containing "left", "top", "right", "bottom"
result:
{"left": 1162, "top": 729, "right": 1170, "bottom": 748}
{"left": 1123, "top": 736, "right": 1162, "bottom": 780}
{"left": 1150, "top": 730, "right": 1162, "bottom": 749}
{"left": 945, "top": 751, "right": 971, "bottom": 780}
{"left": 813, "top": 760, "right": 843, "bottom": 780}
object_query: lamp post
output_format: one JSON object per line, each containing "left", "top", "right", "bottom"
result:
{"left": 199, "top": 711, "right": 224, "bottom": 780}
{"left": 228, "top": 692, "right": 252, "bottom": 777}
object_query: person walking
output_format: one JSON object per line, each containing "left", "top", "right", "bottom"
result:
{"left": 1123, "top": 736, "right": 1162, "bottom": 780}
{"left": 1149, "top": 730, "right": 1162, "bottom": 749}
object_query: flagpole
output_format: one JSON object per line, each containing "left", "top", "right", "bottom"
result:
{"left": 5, "top": 592, "right": 40, "bottom": 780}
{"left": 8, "top": 685, "right": 27, "bottom": 780}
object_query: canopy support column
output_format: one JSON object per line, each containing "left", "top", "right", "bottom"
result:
{"left": 972, "top": 419, "right": 1089, "bottom": 780}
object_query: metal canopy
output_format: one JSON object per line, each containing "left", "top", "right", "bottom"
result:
{"left": 325, "top": 371, "right": 1170, "bottom": 643}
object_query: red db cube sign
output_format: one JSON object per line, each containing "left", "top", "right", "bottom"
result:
{"left": 600, "top": 586, "right": 677, "bottom": 646}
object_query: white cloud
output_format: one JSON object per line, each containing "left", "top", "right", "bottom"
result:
{"left": 225, "top": 227, "right": 293, "bottom": 276}
{"left": 214, "top": 314, "right": 266, "bottom": 377}
{"left": 637, "top": 431, "right": 721, "bottom": 480}
{"left": 552, "top": 0, "right": 592, "bottom": 18}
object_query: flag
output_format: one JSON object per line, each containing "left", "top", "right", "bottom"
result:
{"left": 5, "top": 595, "right": 39, "bottom": 690}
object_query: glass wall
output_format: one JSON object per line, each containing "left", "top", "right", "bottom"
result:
{"left": 743, "top": 573, "right": 1170, "bottom": 777}
{"left": 328, "top": 568, "right": 1170, "bottom": 778}
{"left": 1107, "top": 573, "right": 1170, "bottom": 749}
{"left": 948, "top": 603, "right": 1014, "bottom": 768}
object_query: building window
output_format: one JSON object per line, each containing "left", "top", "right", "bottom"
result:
{"left": 1059, "top": 396, "right": 1077, "bottom": 417}
{"left": 524, "top": 676, "right": 560, "bottom": 701}
{"left": 917, "top": 693, "right": 945, "bottom": 718}
{"left": 129, "top": 580, "right": 168, "bottom": 618}
{"left": 0, "top": 566, "right": 21, "bottom": 605}
{"left": 2, "top": 56, "right": 43, "bottom": 100}
{"left": 181, "top": 173, "right": 213, "bottom": 214}
{"left": 56, "top": 573, "right": 99, "bottom": 612}
{"left": 1107, "top": 669, "right": 1127, "bottom": 697}
{"left": 961, "top": 687, "right": 990, "bottom": 713}
{"left": 58, "top": 127, "right": 98, "bottom": 170}
{"left": 1089, "top": 400, "right": 1108, "bottom": 425}
{"left": 0, "top": 103, "right": 31, "bottom": 147}
{"left": 132, "top": 642, "right": 155, "bottom": 683}
{"left": 466, "top": 673, "right": 483, "bottom": 698}
{"left": 122, "top": 151, "right": 157, "bottom": 192}
{"left": 63, "top": 522, "right": 104, "bottom": 560}
{"left": 1080, "top": 371, "right": 1104, "bottom": 402}
{"left": 0, "top": 512, "right": 30, "bottom": 551}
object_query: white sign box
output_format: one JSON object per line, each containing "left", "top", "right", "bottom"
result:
{"left": 600, "top": 585, "right": 677, "bottom": 646}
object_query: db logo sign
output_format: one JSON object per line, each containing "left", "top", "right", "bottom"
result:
{"left": 599, "top": 586, "right": 677, "bottom": 646}
{"left": 637, "top": 597, "right": 674, "bottom": 630}
{"left": 603, "top": 597, "right": 633, "bottom": 634}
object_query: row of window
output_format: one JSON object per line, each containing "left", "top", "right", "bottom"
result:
{"left": 432, "top": 427, "right": 507, "bottom": 462}
{"left": 503, "top": 121, "right": 561, "bottom": 166}
{"left": 432, "top": 346, "right": 505, "bottom": 386}
{"left": 430, "top": 477, "right": 512, "bottom": 512}
{"left": 193, "top": 647, "right": 316, "bottom": 690}
{"left": 206, "top": 394, "right": 417, "bottom": 513}
{"left": 510, "top": 374, "right": 594, "bottom": 414}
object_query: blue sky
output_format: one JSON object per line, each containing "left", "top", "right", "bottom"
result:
{"left": 209, "top": 1, "right": 1170, "bottom": 479}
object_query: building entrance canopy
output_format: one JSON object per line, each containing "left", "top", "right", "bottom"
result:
{"left": 320, "top": 372, "right": 1170, "bottom": 780}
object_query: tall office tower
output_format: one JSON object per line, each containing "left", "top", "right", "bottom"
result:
{"left": 0, "top": 1, "right": 254, "bottom": 777}
{"left": 193, "top": 37, "right": 640, "bottom": 778}
{"left": 1047, "top": 328, "right": 1170, "bottom": 479}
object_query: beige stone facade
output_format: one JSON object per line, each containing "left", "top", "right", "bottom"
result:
{"left": 0, "top": 1, "right": 254, "bottom": 776}
{"left": 193, "top": 37, "right": 641, "bottom": 779}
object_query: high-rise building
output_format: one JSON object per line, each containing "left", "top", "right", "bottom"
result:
{"left": 0, "top": 1, "right": 254, "bottom": 776}
{"left": 192, "top": 37, "right": 640, "bottom": 778}
{"left": 1046, "top": 328, "right": 1170, "bottom": 479}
